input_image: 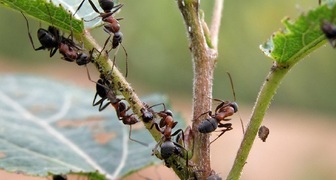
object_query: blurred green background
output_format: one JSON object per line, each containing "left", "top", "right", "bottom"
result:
{"left": 0, "top": 0, "right": 335, "bottom": 116}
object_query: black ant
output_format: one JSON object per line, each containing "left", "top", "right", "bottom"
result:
{"left": 74, "top": 0, "right": 128, "bottom": 76}
{"left": 150, "top": 103, "right": 188, "bottom": 164}
{"left": 196, "top": 72, "right": 243, "bottom": 144}
{"left": 21, "top": 5, "right": 93, "bottom": 66}
{"left": 21, "top": 11, "right": 60, "bottom": 57}
{"left": 85, "top": 66, "right": 147, "bottom": 146}
{"left": 321, "top": 20, "right": 336, "bottom": 48}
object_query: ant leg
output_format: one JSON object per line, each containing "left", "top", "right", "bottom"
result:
{"left": 99, "top": 4, "right": 124, "bottom": 19}
{"left": 74, "top": 0, "right": 100, "bottom": 16}
{"left": 21, "top": 12, "right": 44, "bottom": 51}
{"left": 152, "top": 138, "right": 163, "bottom": 157}
{"left": 73, "top": 0, "right": 86, "bottom": 16}
{"left": 98, "top": 101, "right": 111, "bottom": 111}
{"left": 120, "top": 43, "right": 128, "bottom": 77}
{"left": 87, "top": 0, "right": 102, "bottom": 14}
{"left": 194, "top": 111, "right": 212, "bottom": 122}
{"left": 107, "top": 42, "right": 129, "bottom": 77}
{"left": 99, "top": 35, "right": 112, "bottom": 59}
{"left": 150, "top": 122, "right": 162, "bottom": 133}
{"left": 209, "top": 124, "right": 232, "bottom": 145}
{"left": 148, "top": 103, "right": 166, "bottom": 111}
{"left": 128, "top": 125, "right": 148, "bottom": 146}
{"left": 111, "top": 4, "right": 124, "bottom": 14}
{"left": 49, "top": 47, "right": 58, "bottom": 57}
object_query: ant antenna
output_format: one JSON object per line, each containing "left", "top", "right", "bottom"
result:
{"left": 226, "top": 72, "right": 245, "bottom": 134}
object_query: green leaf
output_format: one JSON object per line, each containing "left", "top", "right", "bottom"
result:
{"left": 0, "top": 0, "right": 83, "bottom": 33}
{"left": 0, "top": 75, "right": 184, "bottom": 179}
{"left": 260, "top": 3, "right": 336, "bottom": 64}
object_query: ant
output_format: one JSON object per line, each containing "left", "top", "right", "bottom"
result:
{"left": 150, "top": 103, "right": 187, "bottom": 163}
{"left": 321, "top": 20, "right": 336, "bottom": 48}
{"left": 21, "top": 5, "right": 93, "bottom": 66}
{"left": 196, "top": 72, "right": 243, "bottom": 144}
{"left": 74, "top": 0, "right": 129, "bottom": 76}
{"left": 85, "top": 66, "right": 147, "bottom": 146}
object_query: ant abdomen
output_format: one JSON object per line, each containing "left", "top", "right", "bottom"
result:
{"left": 37, "top": 28, "right": 58, "bottom": 49}
{"left": 99, "top": 0, "right": 114, "bottom": 11}
{"left": 160, "top": 141, "right": 176, "bottom": 159}
{"left": 198, "top": 118, "right": 218, "bottom": 133}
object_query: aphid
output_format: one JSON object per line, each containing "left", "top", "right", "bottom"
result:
{"left": 197, "top": 72, "right": 243, "bottom": 144}
{"left": 258, "top": 125, "right": 270, "bottom": 142}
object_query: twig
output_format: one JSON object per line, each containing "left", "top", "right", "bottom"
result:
{"left": 227, "top": 63, "right": 289, "bottom": 179}
{"left": 177, "top": 0, "right": 224, "bottom": 178}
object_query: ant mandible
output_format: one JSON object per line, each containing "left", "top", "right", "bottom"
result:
{"left": 196, "top": 72, "right": 243, "bottom": 144}
{"left": 74, "top": 0, "right": 129, "bottom": 76}
{"left": 85, "top": 66, "right": 147, "bottom": 146}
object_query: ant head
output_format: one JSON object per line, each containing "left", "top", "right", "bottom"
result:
{"left": 112, "top": 32, "right": 123, "bottom": 49}
{"left": 230, "top": 102, "right": 238, "bottom": 113}
{"left": 165, "top": 110, "right": 173, "bottom": 117}
{"left": 76, "top": 53, "right": 91, "bottom": 66}
{"left": 141, "top": 108, "right": 154, "bottom": 123}
{"left": 99, "top": 0, "right": 114, "bottom": 12}
{"left": 117, "top": 102, "right": 127, "bottom": 112}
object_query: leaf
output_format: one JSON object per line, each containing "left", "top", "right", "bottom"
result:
{"left": 0, "top": 75, "right": 185, "bottom": 179}
{"left": 53, "top": 0, "right": 121, "bottom": 29}
{"left": 260, "top": 3, "right": 336, "bottom": 64}
{"left": 0, "top": 0, "right": 83, "bottom": 33}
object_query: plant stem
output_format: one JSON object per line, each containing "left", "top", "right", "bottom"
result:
{"left": 177, "top": 0, "right": 224, "bottom": 178}
{"left": 77, "top": 31, "right": 163, "bottom": 142}
{"left": 227, "top": 62, "right": 289, "bottom": 180}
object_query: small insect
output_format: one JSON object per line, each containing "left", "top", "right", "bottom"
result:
{"left": 86, "top": 66, "right": 146, "bottom": 146}
{"left": 150, "top": 103, "right": 185, "bottom": 159}
{"left": 258, "top": 125, "right": 270, "bottom": 142}
{"left": 21, "top": 11, "right": 60, "bottom": 57}
{"left": 196, "top": 72, "right": 243, "bottom": 144}
{"left": 21, "top": 5, "right": 92, "bottom": 66}
{"left": 321, "top": 20, "right": 336, "bottom": 48}
{"left": 74, "top": 0, "right": 128, "bottom": 76}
